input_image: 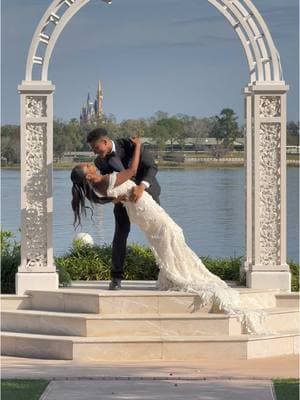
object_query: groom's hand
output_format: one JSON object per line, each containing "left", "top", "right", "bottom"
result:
{"left": 130, "top": 184, "right": 145, "bottom": 202}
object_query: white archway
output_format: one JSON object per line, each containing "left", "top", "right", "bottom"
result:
{"left": 16, "top": 0, "right": 291, "bottom": 294}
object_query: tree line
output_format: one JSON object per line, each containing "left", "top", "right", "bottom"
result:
{"left": 1, "top": 109, "right": 299, "bottom": 164}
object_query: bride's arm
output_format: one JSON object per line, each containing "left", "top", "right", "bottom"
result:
{"left": 89, "top": 137, "right": 141, "bottom": 194}
{"left": 113, "top": 137, "right": 141, "bottom": 187}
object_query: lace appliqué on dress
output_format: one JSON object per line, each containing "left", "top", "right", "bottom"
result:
{"left": 106, "top": 172, "right": 266, "bottom": 334}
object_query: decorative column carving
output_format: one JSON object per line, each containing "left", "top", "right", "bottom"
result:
{"left": 258, "top": 122, "right": 281, "bottom": 266}
{"left": 16, "top": 81, "right": 58, "bottom": 295}
{"left": 246, "top": 83, "right": 291, "bottom": 291}
{"left": 25, "top": 122, "right": 48, "bottom": 269}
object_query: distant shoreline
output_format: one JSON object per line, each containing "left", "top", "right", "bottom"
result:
{"left": 2, "top": 160, "right": 299, "bottom": 170}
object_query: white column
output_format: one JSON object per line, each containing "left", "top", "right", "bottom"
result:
{"left": 242, "top": 86, "right": 253, "bottom": 281}
{"left": 16, "top": 81, "right": 59, "bottom": 295}
{"left": 246, "top": 82, "right": 291, "bottom": 291}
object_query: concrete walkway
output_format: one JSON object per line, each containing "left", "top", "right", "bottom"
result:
{"left": 3, "top": 355, "right": 298, "bottom": 400}
{"left": 1, "top": 355, "right": 298, "bottom": 380}
{"left": 40, "top": 379, "right": 275, "bottom": 400}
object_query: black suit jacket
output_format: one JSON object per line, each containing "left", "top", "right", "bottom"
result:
{"left": 94, "top": 138, "right": 161, "bottom": 202}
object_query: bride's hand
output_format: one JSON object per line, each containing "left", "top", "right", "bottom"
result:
{"left": 112, "top": 194, "right": 128, "bottom": 204}
{"left": 130, "top": 136, "right": 141, "bottom": 146}
{"left": 129, "top": 184, "right": 145, "bottom": 202}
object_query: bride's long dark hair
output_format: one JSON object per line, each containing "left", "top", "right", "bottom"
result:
{"left": 70, "top": 165, "right": 113, "bottom": 228}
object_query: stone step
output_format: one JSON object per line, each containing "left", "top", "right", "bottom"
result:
{"left": 1, "top": 310, "right": 242, "bottom": 337}
{"left": 264, "top": 308, "right": 300, "bottom": 333}
{"left": 25, "top": 288, "right": 280, "bottom": 315}
{"left": 2, "top": 308, "right": 298, "bottom": 338}
{"left": 70, "top": 280, "right": 157, "bottom": 289}
{"left": 1, "top": 331, "right": 298, "bottom": 361}
{"left": 276, "top": 293, "right": 299, "bottom": 308}
{"left": 0, "top": 295, "right": 31, "bottom": 311}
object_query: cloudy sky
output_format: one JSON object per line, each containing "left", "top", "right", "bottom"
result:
{"left": 1, "top": 0, "right": 299, "bottom": 124}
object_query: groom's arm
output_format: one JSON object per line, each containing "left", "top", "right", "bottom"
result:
{"left": 139, "top": 146, "right": 158, "bottom": 187}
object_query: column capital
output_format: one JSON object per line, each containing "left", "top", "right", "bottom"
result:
{"left": 18, "top": 80, "right": 55, "bottom": 94}
{"left": 247, "top": 82, "right": 289, "bottom": 93}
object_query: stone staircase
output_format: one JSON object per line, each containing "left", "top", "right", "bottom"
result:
{"left": 1, "top": 282, "right": 299, "bottom": 361}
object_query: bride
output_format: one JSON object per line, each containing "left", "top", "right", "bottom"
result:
{"left": 71, "top": 137, "right": 264, "bottom": 334}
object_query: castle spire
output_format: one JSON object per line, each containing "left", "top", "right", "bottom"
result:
{"left": 80, "top": 81, "right": 104, "bottom": 124}
{"left": 96, "top": 80, "right": 103, "bottom": 116}
{"left": 97, "top": 80, "right": 103, "bottom": 96}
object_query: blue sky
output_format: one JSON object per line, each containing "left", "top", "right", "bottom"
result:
{"left": 1, "top": 0, "right": 299, "bottom": 124}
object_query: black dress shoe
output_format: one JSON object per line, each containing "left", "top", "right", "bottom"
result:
{"left": 108, "top": 278, "right": 122, "bottom": 290}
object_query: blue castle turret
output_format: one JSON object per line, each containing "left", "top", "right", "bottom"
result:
{"left": 80, "top": 81, "right": 104, "bottom": 124}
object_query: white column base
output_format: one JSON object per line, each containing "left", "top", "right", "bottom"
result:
{"left": 246, "top": 271, "right": 291, "bottom": 291}
{"left": 16, "top": 272, "right": 59, "bottom": 295}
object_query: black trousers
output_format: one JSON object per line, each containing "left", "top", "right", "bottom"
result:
{"left": 111, "top": 192, "right": 160, "bottom": 279}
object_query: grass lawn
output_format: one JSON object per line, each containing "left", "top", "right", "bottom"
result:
{"left": 1, "top": 379, "right": 49, "bottom": 400}
{"left": 273, "top": 379, "right": 299, "bottom": 400}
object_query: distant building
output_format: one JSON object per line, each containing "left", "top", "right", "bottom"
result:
{"left": 80, "top": 80, "right": 103, "bottom": 124}
{"left": 286, "top": 145, "right": 300, "bottom": 154}
{"left": 140, "top": 137, "right": 245, "bottom": 152}
{"left": 62, "top": 138, "right": 298, "bottom": 163}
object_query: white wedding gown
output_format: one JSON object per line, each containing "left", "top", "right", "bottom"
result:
{"left": 105, "top": 172, "right": 265, "bottom": 334}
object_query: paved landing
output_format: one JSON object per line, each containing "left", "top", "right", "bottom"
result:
{"left": 2, "top": 355, "right": 298, "bottom": 380}
{"left": 40, "top": 379, "right": 275, "bottom": 400}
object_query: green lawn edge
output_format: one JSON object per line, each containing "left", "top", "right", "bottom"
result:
{"left": 1, "top": 379, "right": 50, "bottom": 400}
{"left": 273, "top": 379, "right": 299, "bottom": 400}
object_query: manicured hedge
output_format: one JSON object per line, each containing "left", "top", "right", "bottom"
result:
{"left": 1, "top": 230, "right": 299, "bottom": 292}
{"left": 56, "top": 241, "right": 300, "bottom": 292}
{"left": 55, "top": 241, "right": 159, "bottom": 282}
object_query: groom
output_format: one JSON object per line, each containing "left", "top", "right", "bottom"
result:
{"left": 87, "top": 128, "right": 161, "bottom": 290}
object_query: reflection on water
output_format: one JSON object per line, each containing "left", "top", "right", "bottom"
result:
{"left": 1, "top": 168, "right": 299, "bottom": 261}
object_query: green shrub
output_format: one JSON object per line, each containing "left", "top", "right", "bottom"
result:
{"left": 1, "top": 230, "right": 20, "bottom": 294}
{"left": 123, "top": 243, "right": 159, "bottom": 280}
{"left": 289, "top": 260, "right": 300, "bottom": 292}
{"left": 57, "top": 264, "right": 72, "bottom": 287}
{"left": 55, "top": 241, "right": 112, "bottom": 281}
{"left": 202, "top": 255, "right": 242, "bottom": 281}
{"left": 0, "top": 230, "right": 71, "bottom": 292}
{"left": 55, "top": 241, "right": 159, "bottom": 281}
{"left": 2, "top": 229, "right": 299, "bottom": 292}
{"left": 54, "top": 243, "right": 300, "bottom": 291}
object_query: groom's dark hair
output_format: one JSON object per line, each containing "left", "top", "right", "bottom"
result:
{"left": 87, "top": 128, "right": 110, "bottom": 143}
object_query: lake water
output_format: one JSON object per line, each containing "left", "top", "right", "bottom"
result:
{"left": 1, "top": 168, "right": 299, "bottom": 261}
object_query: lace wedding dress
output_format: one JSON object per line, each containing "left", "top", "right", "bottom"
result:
{"left": 105, "top": 172, "right": 265, "bottom": 334}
